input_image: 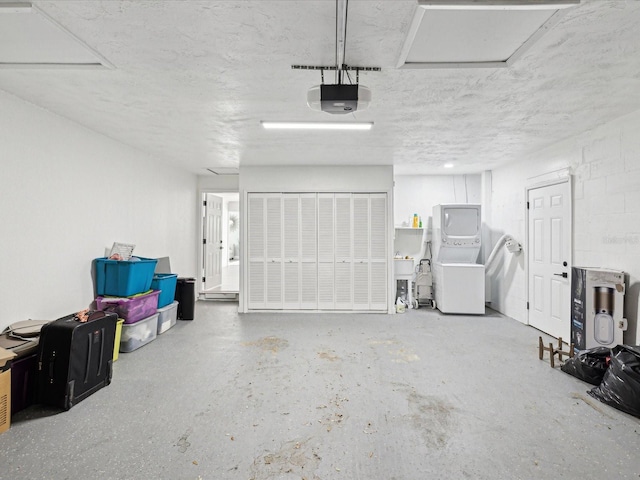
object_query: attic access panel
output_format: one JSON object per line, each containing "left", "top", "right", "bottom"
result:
{"left": 0, "top": 2, "right": 112, "bottom": 69}
{"left": 397, "top": 0, "right": 579, "bottom": 69}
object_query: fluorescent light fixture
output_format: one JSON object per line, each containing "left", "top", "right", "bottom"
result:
{"left": 261, "top": 121, "right": 373, "bottom": 131}
{"left": 397, "top": 0, "right": 580, "bottom": 69}
{"left": 443, "top": 163, "right": 454, "bottom": 168}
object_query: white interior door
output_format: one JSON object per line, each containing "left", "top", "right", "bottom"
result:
{"left": 528, "top": 181, "right": 571, "bottom": 339}
{"left": 204, "top": 193, "right": 223, "bottom": 289}
{"left": 245, "top": 191, "right": 387, "bottom": 313}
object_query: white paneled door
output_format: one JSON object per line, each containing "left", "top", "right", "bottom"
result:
{"left": 527, "top": 181, "right": 571, "bottom": 339}
{"left": 247, "top": 192, "right": 387, "bottom": 312}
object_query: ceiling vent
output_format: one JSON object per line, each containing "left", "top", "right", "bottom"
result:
{"left": 206, "top": 168, "right": 239, "bottom": 175}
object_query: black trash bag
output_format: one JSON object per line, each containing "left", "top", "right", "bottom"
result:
{"left": 560, "top": 346, "right": 611, "bottom": 385}
{"left": 588, "top": 345, "right": 640, "bottom": 418}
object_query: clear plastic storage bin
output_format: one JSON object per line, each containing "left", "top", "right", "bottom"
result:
{"left": 119, "top": 313, "right": 158, "bottom": 353}
{"left": 157, "top": 301, "right": 178, "bottom": 334}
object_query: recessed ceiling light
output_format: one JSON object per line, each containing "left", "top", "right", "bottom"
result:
{"left": 261, "top": 121, "right": 373, "bottom": 131}
{"left": 443, "top": 163, "right": 454, "bottom": 168}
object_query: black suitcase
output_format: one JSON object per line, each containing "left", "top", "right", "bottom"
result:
{"left": 37, "top": 311, "right": 117, "bottom": 410}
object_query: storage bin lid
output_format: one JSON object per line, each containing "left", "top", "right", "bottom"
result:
{"left": 0, "top": 347, "right": 16, "bottom": 370}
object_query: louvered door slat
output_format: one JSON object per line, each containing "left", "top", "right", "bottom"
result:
{"left": 353, "top": 195, "right": 370, "bottom": 261}
{"left": 353, "top": 261, "right": 370, "bottom": 309}
{"left": 300, "top": 194, "right": 317, "bottom": 309}
{"left": 317, "top": 194, "right": 334, "bottom": 262}
{"left": 247, "top": 194, "right": 266, "bottom": 309}
{"left": 370, "top": 194, "right": 387, "bottom": 261}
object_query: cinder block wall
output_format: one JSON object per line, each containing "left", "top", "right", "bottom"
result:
{"left": 489, "top": 108, "right": 640, "bottom": 344}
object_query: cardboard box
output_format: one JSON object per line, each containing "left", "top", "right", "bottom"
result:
{"left": 0, "top": 347, "right": 17, "bottom": 434}
{"left": 571, "top": 267, "right": 627, "bottom": 351}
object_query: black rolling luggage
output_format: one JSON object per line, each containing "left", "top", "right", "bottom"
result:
{"left": 37, "top": 311, "right": 118, "bottom": 410}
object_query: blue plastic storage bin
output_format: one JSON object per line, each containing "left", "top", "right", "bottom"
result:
{"left": 94, "top": 257, "right": 158, "bottom": 297}
{"left": 150, "top": 273, "right": 178, "bottom": 308}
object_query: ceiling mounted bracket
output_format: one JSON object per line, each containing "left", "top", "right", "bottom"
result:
{"left": 291, "top": 65, "right": 381, "bottom": 72}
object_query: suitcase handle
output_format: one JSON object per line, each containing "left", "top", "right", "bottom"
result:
{"left": 97, "top": 327, "right": 105, "bottom": 377}
{"left": 88, "top": 311, "right": 107, "bottom": 321}
{"left": 73, "top": 310, "right": 107, "bottom": 323}
{"left": 84, "top": 334, "right": 92, "bottom": 384}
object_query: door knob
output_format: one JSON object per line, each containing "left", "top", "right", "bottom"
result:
{"left": 553, "top": 272, "right": 568, "bottom": 278}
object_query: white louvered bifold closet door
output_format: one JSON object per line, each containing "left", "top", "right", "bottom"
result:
{"left": 334, "top": 194, "right": 353, "bottom": 310}
{"left": 265, "top": 194, "right": 283, "bottom": 309}
{"left": 247, "top": 195, "right": 266, "bottom": 309}
{"left": 317, "top": 194, "right": 335, "bottom": 310}
{"left": 352, "top": 194, "right": 371, "bottom": 310}
{"left": 369, "top": 194, "right": 388, "bottom": 310}
{"left": 282, "top": 194, "right": 300, "bottom": 309}
{"left": 247, "top": 192, "right": 387, "bottom": 312}
{"left": 300, "top": 194, "right": 318, "bottom": 309}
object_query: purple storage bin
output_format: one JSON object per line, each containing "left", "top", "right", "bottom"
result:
{"left": 95, "top": 290, "right": 160, "bottom": 324}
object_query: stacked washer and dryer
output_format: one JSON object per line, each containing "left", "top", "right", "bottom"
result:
{"left": 431, "top": 204, "right": 485, "bottom": 315}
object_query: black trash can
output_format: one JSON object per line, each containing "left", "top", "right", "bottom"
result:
{"left": 175, "top": 277, "right": 196, "bottom": 320}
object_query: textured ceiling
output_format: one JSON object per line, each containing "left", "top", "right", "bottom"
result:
{"left": 1, "top": 0, "right": 639, "bottom": 175}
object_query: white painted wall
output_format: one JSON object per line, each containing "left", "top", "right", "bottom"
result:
{"left": 393, "top": 174, "right": 481, "bottom": 227}
{"left": 0, "top": 90, "right": 198, "bottom": 331}
{"left": 240, "top": 166, "right": 394, "bottom": 193}
{"left": 393, "top": 174, "right": 482, "bottom": 267}
{"left": 488, "top": 108, "right": 640, "bottom": 344}
{"left": 239, "top": 165, "right": 394, "bottom": 312}
{"left": 198, "top": 174, "right": 239, "bottom": 191}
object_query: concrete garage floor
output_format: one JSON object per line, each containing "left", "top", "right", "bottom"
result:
{"left": 2, "top": 302, "right": 639, "bottom": 480}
